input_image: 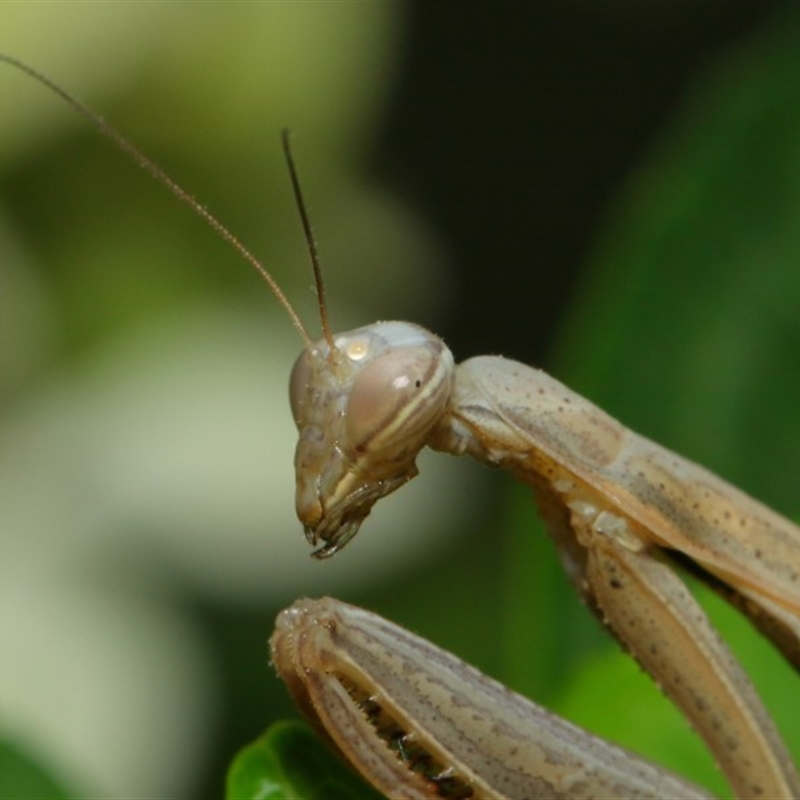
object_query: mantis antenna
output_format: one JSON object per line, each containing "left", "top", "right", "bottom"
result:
{"left": 0, "top": 53, "right": 334, "bottom": 349}
{"left": 281, "top": 129, "right": 335, "bottom": 354}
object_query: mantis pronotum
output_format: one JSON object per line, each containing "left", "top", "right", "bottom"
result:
{"left": 4, "top": 54, "right": 799, "bottom": 799}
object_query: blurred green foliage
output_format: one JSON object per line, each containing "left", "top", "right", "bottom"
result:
{"left": 0, "top": 739, "right": 75, "bottom": 800}
{"left": 507, "top": 3, "right": 800, "bottom": 797}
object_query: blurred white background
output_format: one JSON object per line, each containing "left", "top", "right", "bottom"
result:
{"left": 0, "top": 5, "right": 479, "bottom": 796}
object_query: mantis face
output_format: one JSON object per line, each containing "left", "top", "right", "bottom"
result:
{"left": 289, "top": 321, "right": 454, "bottom": 557}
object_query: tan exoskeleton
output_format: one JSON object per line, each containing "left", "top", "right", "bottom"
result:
{"left": 276, "top": 320, "right": 800, "bottom": 799}
{"left": 5, "top": 53, "right": 799, "bottom": 800}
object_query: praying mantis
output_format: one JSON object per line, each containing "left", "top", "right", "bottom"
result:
{"left": 3, "top": 54, "right": 800, "bottom": 799}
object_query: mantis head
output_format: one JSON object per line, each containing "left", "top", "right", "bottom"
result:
{"left": 290, "top": 321, "right": 454, "bottom": 558}
{"left": 1, "top": 54, "right": 455, "bottom": 559}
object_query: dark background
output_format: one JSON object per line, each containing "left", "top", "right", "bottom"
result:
{"left": 373, "top": 1, "right": 778, "bottom": 366}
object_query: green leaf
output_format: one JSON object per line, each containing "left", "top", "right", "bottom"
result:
{"left": 0, "top": 738, "right": 77, "bottom": 800}
{"left": 226, "top": 721, "right": 382, "bottom": 800}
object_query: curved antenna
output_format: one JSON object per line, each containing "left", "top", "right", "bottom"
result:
{"left": 280, "top": 129, "right": 336, "bottom": 354}
{"left": 0, "top": 53, "right": 312, "bottom": 347}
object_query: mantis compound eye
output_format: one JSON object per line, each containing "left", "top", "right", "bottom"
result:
{"left": 288, "top": 348, "right": 314, "bottom": 428}
{"left": 345, "top": 344, "right": 451, "bottom": 455}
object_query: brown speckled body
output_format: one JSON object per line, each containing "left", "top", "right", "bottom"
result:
{"left": 281, "top": 327, "right": 800, "bottom": 799}
{"left": 430, "top": 355, "right": 800, "bottom": 799}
